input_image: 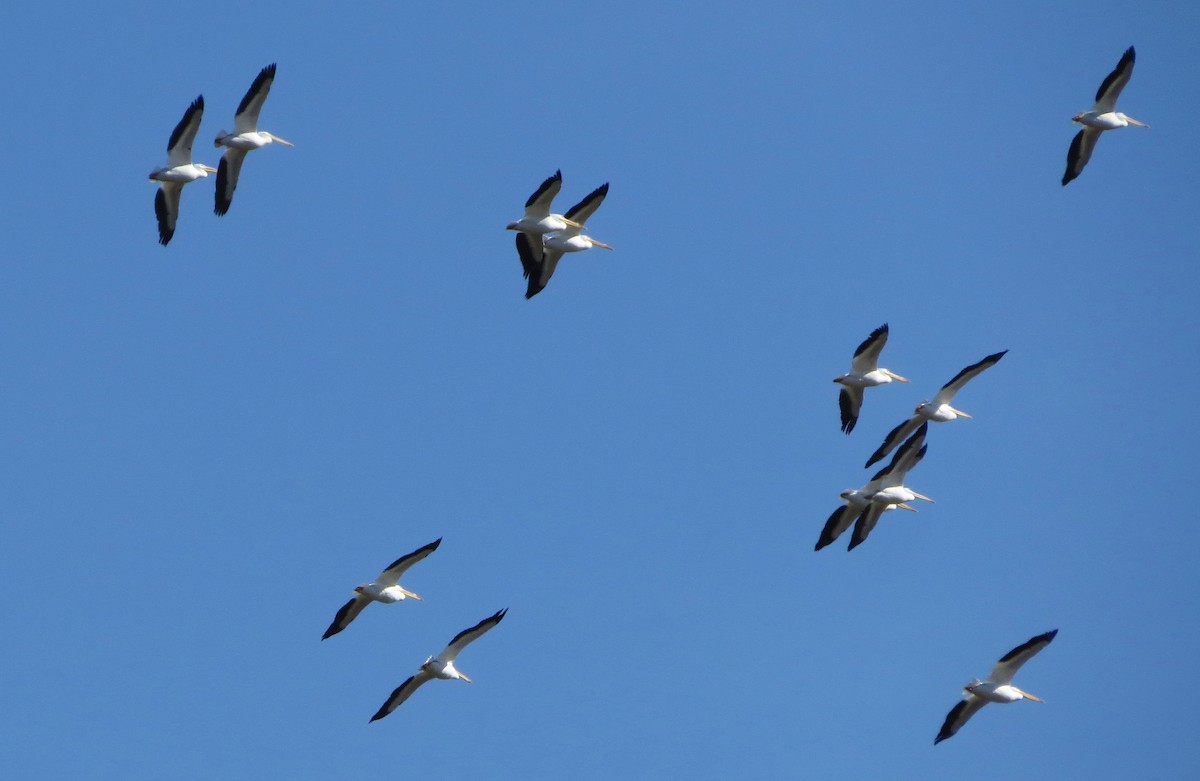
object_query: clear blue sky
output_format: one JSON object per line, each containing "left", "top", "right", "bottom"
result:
{"left": 3, "top": 2, "right": 1198, "bottom": 778}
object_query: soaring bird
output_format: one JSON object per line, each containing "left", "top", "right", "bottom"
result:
{"left": 864, "top": 350, "right": 1007, "bottom": 468}
{"left": 936, "top": 630, "right": 1058, "bottom": 744}
{"left": 506, "top": 170, "right": 581, "bottom": 265}
{"left": 214, "top": 63, "right": 293, "bottom": 215}
{"left": 1063, "top": 47, "right": 1147, "bottom": 186}
{"left": 847, "top": 425, "right": 932, "bottom": 551}
{"left": 815, "top": 425, "right": 927, "bottom": 552}
{"left": 834, "top": 324, "right": 909, "bottom": 434}
{"left": 148, "top": 96, "right": 217, "bottom": 245}
{"left": 322, "top": 538, "right": 441, "bottom": 640}
{"left": 517, "top": 183, "right": 612, "bottom": 299}
{"left": 370, "top": 608, "right": 508, "bottom": 721}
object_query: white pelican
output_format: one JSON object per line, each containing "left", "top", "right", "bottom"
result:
{"left": 864, "top": 350, "right": 1007, "bottom": 468}
{"left": 506, "top": 170, "right": 583, "bottom": 264}
{"left": 148, "top": 95, "right": 217, "bottom": 246}
{"left": 213, "top": 63, "right": 293, "bottom": 215}
{"left": 518, "top": 183, "right": 612, "bottom": 299}
{"left": 936, "top": 629, "right": 1058, "bottom": 744}
{"left": 370, "top": 608, "right": 508, "bottom": 721}
{"left": 815, "top": 425, "right": 927, "bottom": 552}
{"left": 322, "top": 538, "right": 441, "bottom": 640}
{"left": 847, "top": 424, "right": 932, "bottom": 550}
{"left": 1063, "top": 47, "right": 1147, "bottom": 186}
{"left": 834, "top": 324, "right": 910, "bottom": 434}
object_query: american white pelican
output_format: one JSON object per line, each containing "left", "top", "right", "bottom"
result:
{"left": 370, "top": 608, "right": 508, "bottom": 721}
{"left": 936, "top": 629, "right": 1058, "bottom": 744}
{"left": 213, "top": 63, "right": 293, "bottom": 215}
{"left": 864, "top": 350, "right": 1007, "bottom": 468}
{"left": 506, "top": 170, "right": 582, "bottom": 265}
{"left": 815, "top": 425, "right": 927, "bottom": 552}
{"left": 322, "top": 538, "right": 441, "bottom": 640}
{"left": 834, "top": 324, "right": 910, "bottom": 434}
{"left": 148, "top": 95, "right": 218, "bottom": 246}
{"left": 847, "top": 424, "right": 931, "bottom": 550}
{"left": 518, "top": 183, "right": 612, "bottom": 299}
{"left": 1063, "top": 47, "right": 1147, "bottom": 186}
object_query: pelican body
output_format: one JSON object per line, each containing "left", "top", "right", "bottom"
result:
{"left": 149, "top": 95, "right": 218, "bottom": 246}
{"left": 1063, "top": 47, "right": 1147, "bottom": 186}
{"left": 213, "top": 63, "right": 293, "bottom": 216}
{"left": 935, "top": 629, "right": 1058, "bottom": 744}
{"left": 834, "top": 323, "right": 909, "bottom": 434}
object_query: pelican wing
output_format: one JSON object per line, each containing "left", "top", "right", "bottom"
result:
{"left": 532, "top": 247, "right": 565, "bottom": 298}
{"left": 322, "top": 593, "right": 371, "bottom": 640}
{"left": 932, "top": 350, "right": 1007, "bottom": 405}
{"left": 563, "top": 183, "right": 609, "bottom": 226}
{"left": 440, "top": 608, "right": 507, "bottom": 664}
{"left": 838, "top": 385, "right": 863, "bottom": 434}
{"left": 935, "top": 694, "right": 987, "bottom": 744}
{"left": 847, "top": 503, "right": 883, "bottom": 551}
{"left": 1093, "top": 46, "right": 1135, "bottom": 113}
{"left": 369, "top": 669, "right": 435, "bottom": 721}
{"left": 865, "top": 415, "right": 921, "bottom": 468}
{"left": 524, "top": 169, "right": 562, "bottom": 218}
{"left": 850, "top": 323, "right": 889, "bottom": 374}
{"left": 989, "top": 629, "right": 1058, "bottom": 685}
{"left": 166, "top": 95, "right": 204, "bottom": 167}
{"left": 233, "top": 63, "right": 276, "bottom": 134}
{"left": 815, "top": 504, "right": 857, "bottom": 551}
{"left": 376, "top": 538, "right": 442, "bottom": 588}
{"left": 883, "top": 440, "right": 927, "bottom": 487}
{"left": 1063, "top": 126, "right": 1102, "bottom": 186}
{"left": 214, "top": 147, "right": 248, "bottom": 216}
{"left": 155, "top": 183, "right": 182, "bottom": 246}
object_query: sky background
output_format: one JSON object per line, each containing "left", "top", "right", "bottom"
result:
{"left": 2, "top": 2, "right": 1198, "bottom": 778}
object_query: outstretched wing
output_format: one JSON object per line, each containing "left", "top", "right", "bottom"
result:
{"left": 166, "top": 95, "right": 204, "bottom": 166}
{"left": 847, "top": 503, "right": 884, "bottom": 551}
{"left": 838, "top": 385, "right": 863, "bottom": 434}
{"left": 322, "top": 593, "right": 370, "bottom": 640}
{"left": 523, "top": 169, "right": 563, "bottom": 218}
{"left": 935, "top": 694, "right": 987, "bottom": 744}
{"left": 865, "top": 415, "right": 921, "bottom": 468}
{"left": 850, "top": 323, "right": 889, "bottom": 374}
{"left": 369, "top": 669, "right": 435, "bottom": 721}
{"left": 155, "top": 183, "right": 182, "bottom": 246}
{"left": 1093, "top": 46, "right": 1135, "bottom": 113}
{"left": 214, "top": 147, "right": 248, "bottom": 216}
{"left": 815, "top": 504, "right": 856, "bottom": 551}
{"left": 933, "top": 351, "right": 1007, "bottom": 405}
{"left": 990, "top": 629, "right": 1058, "bottom": 685}
{"left": 563, "top": 183, "right": 608, "bottom": 226}
{"left": 377, "top": 538, "right": 443, "bottom": 587}
{"left": 233, "top": 63, "right": 277, "bottom": 134}
{"left": 440, "top": 608, "right": 508, "bottom": 664}
{"left": 1063, "top": 127, "right": 1101, "bottom": 186}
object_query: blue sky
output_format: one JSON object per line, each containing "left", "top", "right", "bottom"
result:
{"left": 3, "top": 2, "right": 1199, "bottom": 778}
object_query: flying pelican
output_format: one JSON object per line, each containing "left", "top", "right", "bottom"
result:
{"left": 517, "top": 183, "right": 612, "bottom": 298}
{"left": 506, "top": 170, "right": 583, "bottom": 264}
{"left": 847, "top": 425, "right": 932, "bottom": 550}
{"left": 370, "top": 608, "right": 508, "bottom": 721}
{"left": 213, "top": 63, "right": 293, "bottom": 215}
{"left": 864, "top": 350, "right": 1007, "bottom": 468}
{"left": 1063, "top": 47, "right": 1147, "bottom": 186}
{"left": 148, "top": 95, "right": 217, "bottom": 246}
{"left": 834, "top": 324, "right": 910, "bottom": 434}
{"left": 322, "top": 538, "right": 441, "bottom": 640}
{"left": 815, "top": 425, "right": 927, "bottom": 551}
{"left": 936, "top": 629, "right": 1058, "bottom": 744}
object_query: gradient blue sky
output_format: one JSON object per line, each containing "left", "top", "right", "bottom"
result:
{"left": 3, "top": 2, "right": 1199, "bottom": 778}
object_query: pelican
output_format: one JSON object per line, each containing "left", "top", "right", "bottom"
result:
{"left": 1063, "top": 47, "right": 1147, "bottom": 186}
{"left": 506, "top": 170, "right": 583, "bottom": 264}
{"left": 815, "top": 425, "right": 927, "bottom": 551}
{"left": 517, "top": 183, "right": 612, "bottom": 299}
{"left": 370, "top": 608, "right": 508, "bottom": 721}
{"left": 864, "top": 350, "right": 1007, "bottom": 468}
{"left": 834, "top": 324, "right": 909, "bottom": 434}
{"left": 847, "top": 424, "right": 932, "bottom": 550}
{"left": 213, "top": 63, "right": 293, "bottom": 215}
{"left": 936, "top": 629, "right": 1058, "bottom": 744}
{"left": 322, "top": 538, "right": 441, "bottom": 640}
{"left": 148, "top": 95, "right": 217, "bottom": 246}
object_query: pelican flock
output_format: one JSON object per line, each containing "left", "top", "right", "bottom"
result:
{"left": 834, "top": 323, "right": 909, "bottom": 434}
{"left": 1063, "top": 46, "right": 1147, "bottom": 186}
{"left": 322, "top": 538, "right": 442, "bottom": 640}
{"left": 936, "top": 630, "right": 1058, "bottom": 744}
{"left": 370, "top": 608, "right": 508, "bottom": 721}
{"left": 510, "top": 176, "right": 612, "bottom": 298}
{"left": 214, "top": 63, "right": 293, "bottom": 216}
{"left": 148, "top": 96, "right": 217, "bottom": 246}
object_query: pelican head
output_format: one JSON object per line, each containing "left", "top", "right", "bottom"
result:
{"left": 839, "top": 489, "right": 856, "bottom": 500}
{"left": 505, "top": 222, "right": 520, "bottom": 231}
{"left": 963, "top": 678, "right": 984, "bottom": 693}
{"left": 1071, "top": 112, "right": 1086, "bottom": 123}
{"left": 353, "top": 585, "right": 367, "bottom": 594}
